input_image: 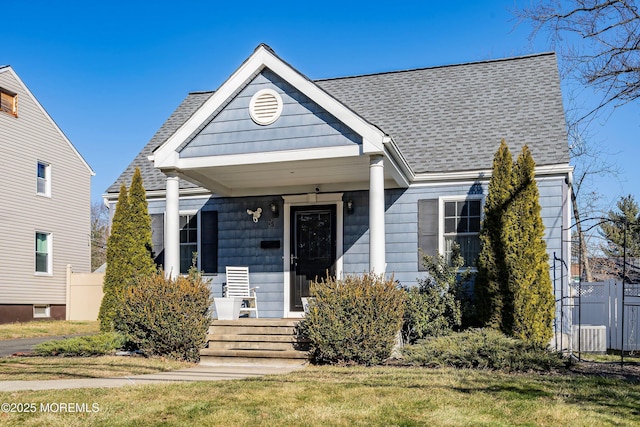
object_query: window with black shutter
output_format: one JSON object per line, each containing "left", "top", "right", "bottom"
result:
{"left": 200, "top": 210, "right": 218, "bottom": 274}
{"left": 417, "top": 199, "right": 438, "bottom": 271}
{"left": 150, "top": 211, "right": 218, "bottom": 274}
{"left": 418, "top": 198, "right": 482, "bottom": 270}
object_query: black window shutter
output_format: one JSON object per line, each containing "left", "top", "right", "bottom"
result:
{"left": 418, "top": 199, "right": 439, "bottom": 271}
{"left": 150, "top": 213, "right": 165, "bottom": 268}
{"left": 200, "top": 211, "right": 218, "bottom": 274}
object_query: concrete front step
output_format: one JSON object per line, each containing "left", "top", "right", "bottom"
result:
{"left": 200, "top": 318, "right": 310, "bottom": 366}
{"left": 200, "top": 349, "right": 309, "bottom": 367}
{"left": 208, "top": 334, "right": 304, "bottom": 343}
{"left": 208, "top": 340, "right": 307, "bottom": 351}
{"left": 210, "top": 326, "right": 297, "bottom": 335}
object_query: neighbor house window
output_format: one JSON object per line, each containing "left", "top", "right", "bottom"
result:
{"left": 33, "top": 305, "right": 51, "bottom": 318}
{"left": 418, "top": 197, "right": 482, "bottom": 270}
{"left": 35, "top": 232, "right": 52, "bottom": 274}
{"left": 443, "top": 199, "right": 481, "bottom": 268}
{"left": 0, "top": 87, "right": 17, "bottom": 117}
{"left": 37, "top": 161, "right": 51, "bottom": 196}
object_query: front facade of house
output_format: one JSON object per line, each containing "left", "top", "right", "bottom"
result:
{"left": 106, "top": 45, "right": 572, "bottom": 319}
{"left": 0, "top": 66, "right": 94, "bottom": 323}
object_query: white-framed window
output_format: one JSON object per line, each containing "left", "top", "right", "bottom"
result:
{"left": 180, "top": 213, "right": 199, "bottom": 274}
{"left": 150, "top": 210, "right": 218, "bottom": 275}
{"left": 37, "top": 161, "right": 51, "bottom": 197}
{"left": 440, "top": 196, "right": 482, "bottom": 268}
{"left": 33, "top": 305, "right": 51, "bottom": 318}
{"left": 0, "top": 87, "right": 18, "bottom": 117}
{"left": 35, "top": 231, "right": 52, "bottom": 274}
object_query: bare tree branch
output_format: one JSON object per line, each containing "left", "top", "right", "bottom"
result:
{"left": 516, "top": 0, "right": 640, "bottom": 120}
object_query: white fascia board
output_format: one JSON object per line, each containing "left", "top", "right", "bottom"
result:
{"left": 1, "top": 67, "right": 95, "bottom": 176}
{"left": 152, "top": 45, "right": 386, "bottom": 169}
{"left": 174, "top": 145, "right": 362, "bottom": 170}
{"left": 412, "top": 163, "right": 574, "bottom": 183}
{"left": 259, "top": 49, "right": 387, "bottom": 150}
{"left": 382, "top": 136, "right": 413, "bottom": 187}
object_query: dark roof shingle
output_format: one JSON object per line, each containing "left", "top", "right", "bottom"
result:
{"left": 107, "top": 52, "right": 569, "bottom": 194}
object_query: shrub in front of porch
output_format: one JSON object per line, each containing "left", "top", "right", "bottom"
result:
{"left": 301, "top": 273, "right": 405, "bottom": 366}
{"left": 117, "top": 268, "right": 212, "bottom": 362}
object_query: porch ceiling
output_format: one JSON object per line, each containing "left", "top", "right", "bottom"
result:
{"left": 175, "top": 155, "right": 397, "bottom": 197}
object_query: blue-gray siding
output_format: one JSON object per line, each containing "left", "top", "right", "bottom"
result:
{"left": 179, "top": 69, "right": 362, "bottom": 158}
{"left": 133, "top": 176, "right": 567, "bottom": 318}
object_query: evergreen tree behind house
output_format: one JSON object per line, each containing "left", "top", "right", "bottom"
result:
{"left": 600, "top": 195, "right": 640, "bottom": 259}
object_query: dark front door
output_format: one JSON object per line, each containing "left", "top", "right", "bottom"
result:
{"left": 290, "top": 205, "right": 337, "bottom": 311}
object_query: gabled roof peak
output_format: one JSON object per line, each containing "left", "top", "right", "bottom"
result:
{"left": 254, "top": 43, "right": 276, "bottom": 54}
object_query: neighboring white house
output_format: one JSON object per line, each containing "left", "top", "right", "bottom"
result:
{"left": 0, "top": 65, "right": 94, "bottom": 323}
{"left": 106, "top": 45, "right": 572, "bottom": 319}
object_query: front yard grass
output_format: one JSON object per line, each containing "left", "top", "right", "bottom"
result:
{"left": 1, "top": 365, "right": 638, "bottom": 426}
{"left": 0, "top": 321, "right": 99, "bottom": 341}
{"left": 0, "top": 356, "right": 192, "bottom": 381}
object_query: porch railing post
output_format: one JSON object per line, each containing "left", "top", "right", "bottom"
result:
{"left": 369, "top": 154, "right": 385, "bottom": 274}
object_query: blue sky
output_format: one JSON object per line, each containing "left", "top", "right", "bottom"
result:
{"left": 4, "top": 0, "right": 638, "bottom": 209}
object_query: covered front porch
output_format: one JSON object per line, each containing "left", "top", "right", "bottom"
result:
{"left": 164, "top": 155, "right": 394, "bottom": 318}
{"left": 148, "top": 45, "right": 411, "bottom": 318}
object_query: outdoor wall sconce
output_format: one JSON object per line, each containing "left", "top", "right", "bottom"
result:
{"left": 247, "top": 207, "right": 262, "bottom": 223}
{"left": 347, "top": 200, "right": 354, "bottom": 215}
{"left": 269, "top": 201, "right": 279, "bottom": 218}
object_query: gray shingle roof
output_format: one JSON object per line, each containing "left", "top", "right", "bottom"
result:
{"left": 107, "top": 52, "right": 569, "bottom": 194}
{"left": 316, "top": 53, "right": 569, "bottom": 174}
{"left": 106, "top": 91, "right": 213, "bottom": 193}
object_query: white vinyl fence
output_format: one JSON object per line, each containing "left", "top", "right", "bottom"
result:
{"left": 571, "top": 280, "right": 640, "bottom": 352}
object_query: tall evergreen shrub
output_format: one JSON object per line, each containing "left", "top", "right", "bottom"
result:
{"left": 98, "top": 183, "right": 133, "bottom": 331}
{"left": 475, "top": 141, "right": 555, "bottom": 346}
{"left": 475, "top": 139, "right": 514, "bottom": 330}
{"left": 98, "top": 168, "right": 156, "bottom": 332}
{"left": 126, "top": 168, "right": 156, "bottom": 278}
{"left": 507, "top": 146, "right": 554, "bottom": 346}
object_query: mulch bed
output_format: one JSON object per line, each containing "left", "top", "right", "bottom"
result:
{"left": 569, "top": 358, "right": 640, "bottom": 382}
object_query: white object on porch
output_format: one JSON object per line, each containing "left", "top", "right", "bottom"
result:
{"left": 213, "top": 297, "right": 243, "bottom": 320}
{"left": 225, "top": 266, "right": 259, "bottom": 318}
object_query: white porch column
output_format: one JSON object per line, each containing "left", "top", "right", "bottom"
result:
{"left": 165, "top": 172, "right": 180, "bottom": 278}
{"left": 369, "top": 154, "right": 386, "bottom": 273}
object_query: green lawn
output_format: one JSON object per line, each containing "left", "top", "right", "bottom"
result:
{"left": 0, "top": 356, "right": 191, "bottom": 381}
{"left": 1, "top": 366, "right": 638, "bottom": 426}
{"left": 0, "top": 321, "right": 99, "bottom": 341}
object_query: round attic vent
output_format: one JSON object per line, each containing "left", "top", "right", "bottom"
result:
{"left": 249, "top": 89, "right": 283, "bottom": 125}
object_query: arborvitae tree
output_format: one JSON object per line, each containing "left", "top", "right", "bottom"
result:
{"left": 98, "top": 168, "right": 156, "bottom": 332}
{"left": 127, "top": 168, "right": 156, "bottom": 278}
{"left": 98, "top": 183, "right": 134, "bottom": 331}
{"left": 600, "top": 195, "right": 640, "bottom": 259}
{"left": 475, "top": 139, "right": 514, "bottom": 329}
{"left": 507, "top": 146, "right": 554, "bottom": 346}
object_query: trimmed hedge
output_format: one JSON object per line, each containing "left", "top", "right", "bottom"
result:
{"left": 117, "top": 269, "right": 212, "bottom": 362}
{"left": 300, "top": 273, "right": 405, "bottom": 366}
{"left": 33, "top": 333, "right": 126, "bottom": 357}
{"left": 401, "top": 328, "right": 567, "bottom": 372}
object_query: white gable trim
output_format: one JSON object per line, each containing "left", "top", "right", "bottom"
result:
{"left": 0, "top": 66, "right": 95, "bottom": 176}
{"left": 152, "top": 45, "right": 387, "bottom": 170}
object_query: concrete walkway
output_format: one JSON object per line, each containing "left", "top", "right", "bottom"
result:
{"left": 0, "top": 364, "right": 306, "bottom": 392}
